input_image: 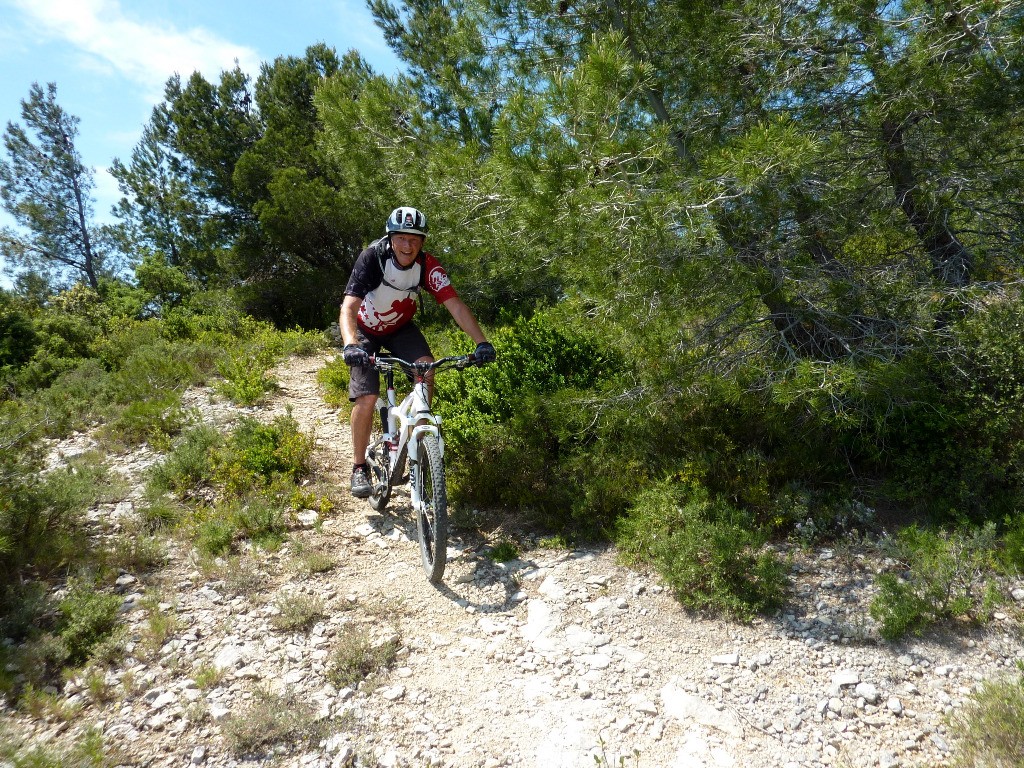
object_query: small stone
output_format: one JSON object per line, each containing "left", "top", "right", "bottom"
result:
{"left": 379, "top": 685, "right": 405, "bottom": 701}
{"left": 854, "top": 682, "right": 880, "bottom": 705}
{"left": 711, "top": 653, "right": 740, "bottom": 666}
{"left": 887, "top": 697, "right": 904, "bottom": 715}
{"left": 190, "top": 746, "right": 207, "bottom": 765}
{"left": 1011, "top": 588, "right": 1024, "bottom": 602}
{"left": 832, "top": 669, "right": 860, "bottom": 687}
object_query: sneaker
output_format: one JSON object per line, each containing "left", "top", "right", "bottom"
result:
{"left": 350, "top": 468, "right": 371, "bottom": 498}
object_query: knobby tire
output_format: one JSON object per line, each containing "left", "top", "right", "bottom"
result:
{"left": 415, "top": 434, "right": 448, "bottom": 583}
{"left": 367, "top": 420, "right": 392, "bottom": 512}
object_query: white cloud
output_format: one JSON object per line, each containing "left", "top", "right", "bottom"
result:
{"left": 9, "top": 0, "right": 262, "bottom": 98}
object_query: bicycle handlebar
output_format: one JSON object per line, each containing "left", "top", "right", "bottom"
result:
{"left": 369, "top": 353, "right": 483, "bottom": 373}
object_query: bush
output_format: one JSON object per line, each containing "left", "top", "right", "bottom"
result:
{"left": 222, "top": 688, "right": 329, "bottom": 756}
{"left": 315, "top": 356, "right": 350, "bottom": 409}
{"left": 869, "top": 524, "right": 1001, "bottom": 640}
{"left": 328, "top": 625, "right": 399, "bottom": 688}
{"left": 214, "top": 416, "right": 314, "bottom": 497}
{"left": 432, "top": 312, "right": 620, "bottom": 534}
{"left": 0, "top": 450, "right": 109, "bottom": 586}
{"left": 617, "top": 481, "right": 788, "bottom": 619}
{"left": 56, "top": 576, "right": 123, "bottom": 665}
{"left": 882, "top": 299, "right": 1024, "bottom": 522}
{"left": 949, "top": 669, "right": 1024, "bottom": 768}
{"left": 147, "top": 425, "right": 222, "bottom": 498}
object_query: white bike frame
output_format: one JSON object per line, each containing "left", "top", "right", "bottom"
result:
{"left": 375, "top": 366, "right": 444, "bottom": 506}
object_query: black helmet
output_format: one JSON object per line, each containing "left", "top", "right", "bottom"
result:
{"left": 386, "top": 206, "right": 428, "bottom": 237}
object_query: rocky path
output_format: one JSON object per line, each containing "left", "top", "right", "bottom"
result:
{"left": 10, "top": 352, "right": 1024, "bottom": 768}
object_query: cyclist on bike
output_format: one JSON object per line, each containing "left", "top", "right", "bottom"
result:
{"left": 340, "top": 206, "right": 496, "bottom": 498}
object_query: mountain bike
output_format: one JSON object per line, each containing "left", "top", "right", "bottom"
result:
{"left": 363, "top": 353, "right": 481, "bottom": 583}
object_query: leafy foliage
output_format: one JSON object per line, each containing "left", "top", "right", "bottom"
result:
{"left": 617, "top": 481, "right": 788, "bottom": 619}
{"left": 869, "top": 524, "right": 1002, "bottom": 640}
{"left": 950, "top": 668, "right": 1024, "bottom": 768}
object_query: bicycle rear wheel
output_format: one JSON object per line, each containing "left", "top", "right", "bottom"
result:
{"left": 414, "top": 433, "right": 448, "bottom": 583}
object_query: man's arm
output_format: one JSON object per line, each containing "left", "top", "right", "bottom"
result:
{"left": 442, "top": 296, "right": 488, "bottom": 345}
{"left": 340, "top": 295, "right": 363, "bottom": 347}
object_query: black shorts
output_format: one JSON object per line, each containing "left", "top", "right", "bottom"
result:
{"left": 348, "top": 322, "right": 432, "bottom": 401}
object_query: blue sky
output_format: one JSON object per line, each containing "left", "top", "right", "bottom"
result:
{"left": 0, "top": 0, "right": 404, "bottom": 286}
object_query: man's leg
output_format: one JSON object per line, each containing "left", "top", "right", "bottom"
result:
{"left": 347, "top": 332, "right": 381, "bottom": 498}
{"left": 350, "top": 394, "right": 376, "bottom": 467}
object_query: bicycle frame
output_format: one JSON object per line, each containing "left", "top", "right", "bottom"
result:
{"left": 366, "top": 355, "right": 473, "bottom": 495}
{"left": 376, "top": 361, "right": 444, "bottom": 499}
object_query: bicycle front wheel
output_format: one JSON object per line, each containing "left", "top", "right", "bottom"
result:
{"left": 414, "top": 433, "right": 448, "bottom": 583}
{"left": 366, "top": 424, "right": 391, "bottom": 512}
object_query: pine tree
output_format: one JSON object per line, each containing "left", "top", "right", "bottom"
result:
{"left": 0, "top": 82, "right": 103, "bottom": 289}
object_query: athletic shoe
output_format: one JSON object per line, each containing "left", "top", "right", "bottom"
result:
{"left": 350, "top": 468, "right": 371, "bottom": 498}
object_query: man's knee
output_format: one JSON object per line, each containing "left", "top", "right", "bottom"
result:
{"left": 352, "top": 394, "right": 376, "bottom": 413}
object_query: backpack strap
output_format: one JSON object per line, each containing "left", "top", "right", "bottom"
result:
{"left": 377, "top": 245, "right": 424, "bottom": 299}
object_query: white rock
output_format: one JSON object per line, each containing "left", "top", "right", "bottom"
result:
{"left": 854, "top": 682, "right": 880, "bottom": 705}
{"left": 832, "top": 669, "right": 860, "bottom": 687}
{"left": 661, "top": 681, "right": 743, "bottom": 738}
{"left": 379, "top": 685, "right": 405, "bottom": 701}
{"left": 212, "top": 646, "right": 246, "bottom": 671}
{"left": 1012, "top": 588, "right": 1024, "bottom": 602}
{"left": 538, "top": 576, "right": 568, "bottom": 600}
{"left": 150, "top": 691, "right": 177, "bottom": 710}
{"left": 190, "top": 746, "right": 207, "bottom": 764}
{"left": 711, "top": 652, "right": 739, "bottom": 666}
{"left": 887, "top": 697, "right": 904, "bottom": 715}
{"left": 628, "top": 694, "right": 658, "bottom": 715}
{"left": 331, "top": 746, "right": 355, "bottom": 768}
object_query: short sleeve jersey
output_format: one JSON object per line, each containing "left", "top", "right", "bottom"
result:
{"left": 344, "top": 237, "right": 458, "bottom": 336}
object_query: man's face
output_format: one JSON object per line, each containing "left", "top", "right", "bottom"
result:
{"left": 391, "top": 233, "right": 424, "bottom": 266}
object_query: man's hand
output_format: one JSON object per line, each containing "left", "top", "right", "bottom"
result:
{"left": 343, "top": 343, "right": 370, "bottom": 368}
{"left": 474, "top": 341, "right": 496, "bottom": 365}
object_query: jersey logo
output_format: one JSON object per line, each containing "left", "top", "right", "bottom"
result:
{"left": 427, "top": 266, "right": 451, "bottom": 293}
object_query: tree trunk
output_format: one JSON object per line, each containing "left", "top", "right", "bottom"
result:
{"left": 881, "top": 119, "right": 974, "bottom": 288}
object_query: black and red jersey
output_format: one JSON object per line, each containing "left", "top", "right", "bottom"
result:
{"left": 344, "top": 237, "right": 458, "bottom": 336}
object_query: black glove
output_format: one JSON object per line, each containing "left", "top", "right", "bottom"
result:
{"left": 343, "top": 343, "right": 370, "bottom": 368}
{"left": 474, "top": 341, "right": 496, "bottom": 365}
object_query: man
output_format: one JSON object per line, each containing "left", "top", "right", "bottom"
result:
{"left": 340, "top": 206, "right": 496, "bottom": 498}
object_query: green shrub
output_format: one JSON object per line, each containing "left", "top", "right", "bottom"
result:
{"left": 214, "top": 416, "right": 314, "bottom": 497}
{"left": 229, "top": 492, "right": 289, "bottom": 550}
{"left": 0, "top": 296, "right": 38, "bottom": 371}
{"left": 147, "top": 425, "right": 222, "bottom": 498}
{"left": 315, "top": 356, "right": 350, "bottom": 409}
{"left": 949, "top": 669, "right": 1024, "bottom": 768}
{"left": 487, "top": 539, "right": 520, "bottom": 562}
{"left": 0, "top": 581, "right": 49, "bottom": 641}
{"left": 216, "top": 351, "right": 277, "bottom": 405}
{"left": 869, "top": 523, "right": 1000, "bottom": 640}
{"left": 617, "top": 481, "right": 787, "bottom": 619}
{"left": 432, "top": 312, "right": 621, "bottom": 533}
{"left": 0, "top": 453, "right": 108, "bottom": 585}
{"left": 1001, "top": 514, "right": 1024, "bottom": 574}
{"left": 99, "top": 392, "right": 186, "bottom": 450}
{"left": 56, "top": 576, "right": 123, "bottom": 665}
{"left": 194, "top": 510, "right": 236, "bottom": 558}
{"left": 270, "top": 594, "right": 326, "bottom": 632}
{"left": 23, "top": 359, "right": 112, "bottom": 437}
{"left": 882, "top": 300, "right": 1024, "bottom": 522}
